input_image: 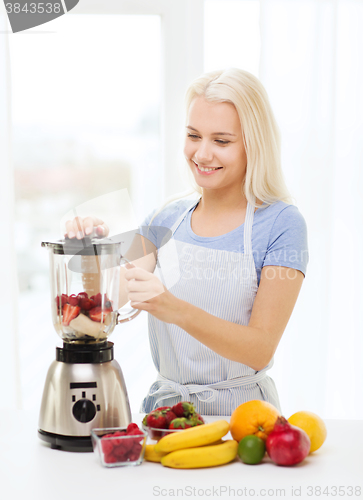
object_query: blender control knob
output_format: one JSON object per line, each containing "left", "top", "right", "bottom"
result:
{"left": 72, "top": 399, "right": 97, "bottom": 423}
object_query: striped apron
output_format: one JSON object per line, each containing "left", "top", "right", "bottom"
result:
{"left": 140, "top": 196, "right": 281, "bottom": 415}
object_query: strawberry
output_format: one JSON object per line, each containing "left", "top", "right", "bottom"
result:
{"left": 155, "top": 406, "right": 171, "bottom": 412}
{"left": 143, "top": 407, "right": 177, "bottom": 429}
{"left": 62, "top": 304, "right": 80, "bottom": 326}
{"left": 90, "top": 293, "right": 102, "bottom": 306}
{"left": 104, "top": 453, "right": 117, "bottom": 464}
{"left": 90, "top": 293, "right": 111, "bottom": 307}
{"left": 197, "top": 413, "right": 205, "bottom": 424}
{"left": 55, "top": 294, "right": 69, "bottom": 308}
{"left": 112, "top": 430, "right": 126, "bottom": 446}
{"left": 169, "top": 417, "right": 192, "bottom": 430}
{"left": 126, "top": 423, "right": 140, "bottom": 434}
{"left": 127, "top": 428, "right": 144, "bottom": 448}
{"left": 100, "top": 427, "right": 145, "bottom": 464}
{"left": 133, "top": 442, "right": 142, "bottom": 454}
{"left": 127, "top": 428, "right": 144, "bottom": 441}
{"left": 113, "top": 430, "right": 126, "bottom": 435}
{"left": 189, "top": 413, "right": 204, "bottom": 426}
{"left": 112, "top": 446, "right": 126, "bottom": 459}
{"left": 128, "top": 441, "right": 142, "bottom": 461}
{"left": 68, "top": 294, "right": 79, "bottom": 306}
{"left": 146, "top": 410, "right": 167, "bottom": 429}
{"left": 88, "top": 306, "right": 112, "bottom": 323}
{"left": 127, "top": 449, "right": 141, "bottom": 461}
{"left": 113, "top": 446, "right": 128, "bottom": 461}
{"left": 164, "top": 410, "right": 177, "bottom": 428}
{"left": 101, "top": 438, "right": 113, "bottom": 455}
{"left": 121, "top": 438, "right": 134, "bottom": 452}
{"left": 79, "top": 297, "right": 96, "bottom": 311}
{"left": 171, "top": 401, "right": 196, "bottom": 418}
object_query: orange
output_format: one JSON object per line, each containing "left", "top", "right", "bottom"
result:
{"left": 288, "top": 411, "right": 327, "bottom": 453}
{"left": 230, "top": 400, "right": 280, "bottom": 442}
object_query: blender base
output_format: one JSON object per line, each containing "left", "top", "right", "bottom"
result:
{"left": 38, "top": 429, "right": 93, "bottom": 452}
{"left": 38, "top": 342, "right": 132, "bottom": 452}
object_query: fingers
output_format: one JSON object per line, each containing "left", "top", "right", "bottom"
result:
{"left": 90, "top": 217, "right": 109, "bottom": 238}
{"left": 95, "top": 223, "right": 109, "bottom": 237}
{"left": 124, "top": 267, "right": 152, "bottom": 281}
{"left": 64, "top": 216, "right": 108, "bottom": 239}
{"left": 126, "top": 279, "right": 151, "bottom": 292}
{"left": 65, "top": 217, "right": 85, "bottom": 239}
{"left": 128, "top": 290, "right": 164, "bottom": 304}
{"left": 82, "top": 217, "right": 95, "bottom": 236}
{"left": 65, "top": 219, "right": 76, "bottom": 239}
{"left": 124, "top": 266, "right": 164, "bottom": 303}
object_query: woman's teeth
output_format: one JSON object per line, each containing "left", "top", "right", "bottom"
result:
{"left": 194, "top": 162, "right": 221, "bottom": 172}
{"left": 199, "top": 166, "right": 218, "bottom": 172}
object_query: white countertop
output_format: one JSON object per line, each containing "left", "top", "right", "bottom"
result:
{"left": 1, "top": 411, "right": 362, "bottom": 500}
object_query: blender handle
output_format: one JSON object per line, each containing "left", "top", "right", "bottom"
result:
{"left": 117, "top": 257, "right": 141, "bottom": 324}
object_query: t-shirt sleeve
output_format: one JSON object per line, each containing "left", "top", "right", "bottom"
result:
{"left": 138, "top": 207, "right": 160, "bottom": 248}
{"left": 262, "top": 205, "right": 309, "bottom": 277}
{"left": 138, "top": 204, "right": 176, "bottom": 250}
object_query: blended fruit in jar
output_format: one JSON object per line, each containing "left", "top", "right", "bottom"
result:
{"left": 56, "top": 291, "right": 114, "bottom": 339}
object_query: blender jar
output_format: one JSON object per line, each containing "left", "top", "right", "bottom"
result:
{"left": 42, "top": 236, "right": 140, "bottom": 343}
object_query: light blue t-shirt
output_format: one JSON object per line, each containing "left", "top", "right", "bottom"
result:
{"left": 140, "top": 197, "right": 308, "bottom": 285}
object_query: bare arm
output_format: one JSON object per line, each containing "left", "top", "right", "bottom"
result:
{"left": 175, "top": 266, "right": 304, "bottom": 370}
{"left": 126, "top": 265, "right": 304, "bottom": 371}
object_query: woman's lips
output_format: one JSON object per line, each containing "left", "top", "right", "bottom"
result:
{"left": 193, "top": 161, "right": 222, "bottom": 175}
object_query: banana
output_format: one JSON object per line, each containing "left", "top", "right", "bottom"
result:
{"left": 144, "top": 439, "right": 225, "bottom": 464}
{"left": 144, "top": 444, "right": 168, "bottom": 463}
{"left": 207, "top": 439, "right": 224, "bottom": 446}
{"left": 154, "top": 420, "right": 230, "bottom": 453}
{"left": 161, "top": 439, "right": 238, "bottom": 469}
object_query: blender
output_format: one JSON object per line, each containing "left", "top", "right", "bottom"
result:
{"left": 38, "top": 235, "right": 140, "bottom": 451}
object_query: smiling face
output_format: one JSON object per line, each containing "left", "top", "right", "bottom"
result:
{"left": 184, "top": 96, "right": 247, "bottom": 195}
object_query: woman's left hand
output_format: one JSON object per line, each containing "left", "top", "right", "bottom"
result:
{"left": 124, "top": 264, "right": 181, "bottom": 324}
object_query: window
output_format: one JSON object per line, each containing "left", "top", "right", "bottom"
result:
{"left": 11, "top": 13, "right": 162, "bottom": 410}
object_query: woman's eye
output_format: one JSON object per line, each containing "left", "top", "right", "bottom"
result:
{"left": 187, "top": 134, "right": 199, "bottom": 139}
{"left": 215, "top": 140, "right": 230, "bottom": 145}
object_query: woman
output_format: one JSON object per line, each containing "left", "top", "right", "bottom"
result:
{"left": 66, "top": 69, "right": 308, "bottom": 416}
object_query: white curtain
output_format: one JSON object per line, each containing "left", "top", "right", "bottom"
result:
{"left": 0, "top": 6, "right": 21, "bottom": 409}
{"left": 259, "top": 0, "right": 363, "bottom": 419}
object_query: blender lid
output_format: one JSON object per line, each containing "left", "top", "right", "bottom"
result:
{"left": 41, "top": 236, "right": 121, "bottom": 255}
{"left": 42, "top": 226, "right": 172, "bottom": 257}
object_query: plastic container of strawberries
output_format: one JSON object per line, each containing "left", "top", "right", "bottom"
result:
{"left": 91, "top": 426, "right": 148, "bottom": 467}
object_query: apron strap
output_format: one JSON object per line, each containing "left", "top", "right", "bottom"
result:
{"left": 148, "top": 366, "right": 270, "bottom": 407}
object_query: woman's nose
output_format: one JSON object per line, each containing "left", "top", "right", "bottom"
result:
{"left": 194, "top": 140, "right": 213, "bottom": 164}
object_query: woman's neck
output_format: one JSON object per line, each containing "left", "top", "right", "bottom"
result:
{"left": 196, "top": 190, "right": 248, "bottom": 215}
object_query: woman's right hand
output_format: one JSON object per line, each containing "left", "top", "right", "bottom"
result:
{"left": 64, "top": 216, "right": 109, "bottom": 239}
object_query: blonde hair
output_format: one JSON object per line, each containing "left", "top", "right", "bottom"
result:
{"left": 150, "top": 68, "right": 295, "bottom": 225}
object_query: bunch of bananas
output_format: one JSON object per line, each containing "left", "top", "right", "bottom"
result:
{"left": 144, "top": 420, "right": 238, "bottom": 469}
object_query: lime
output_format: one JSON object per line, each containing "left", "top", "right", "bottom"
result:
{"left": 237, "top": 435, "right": 266, "bottom": 465}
